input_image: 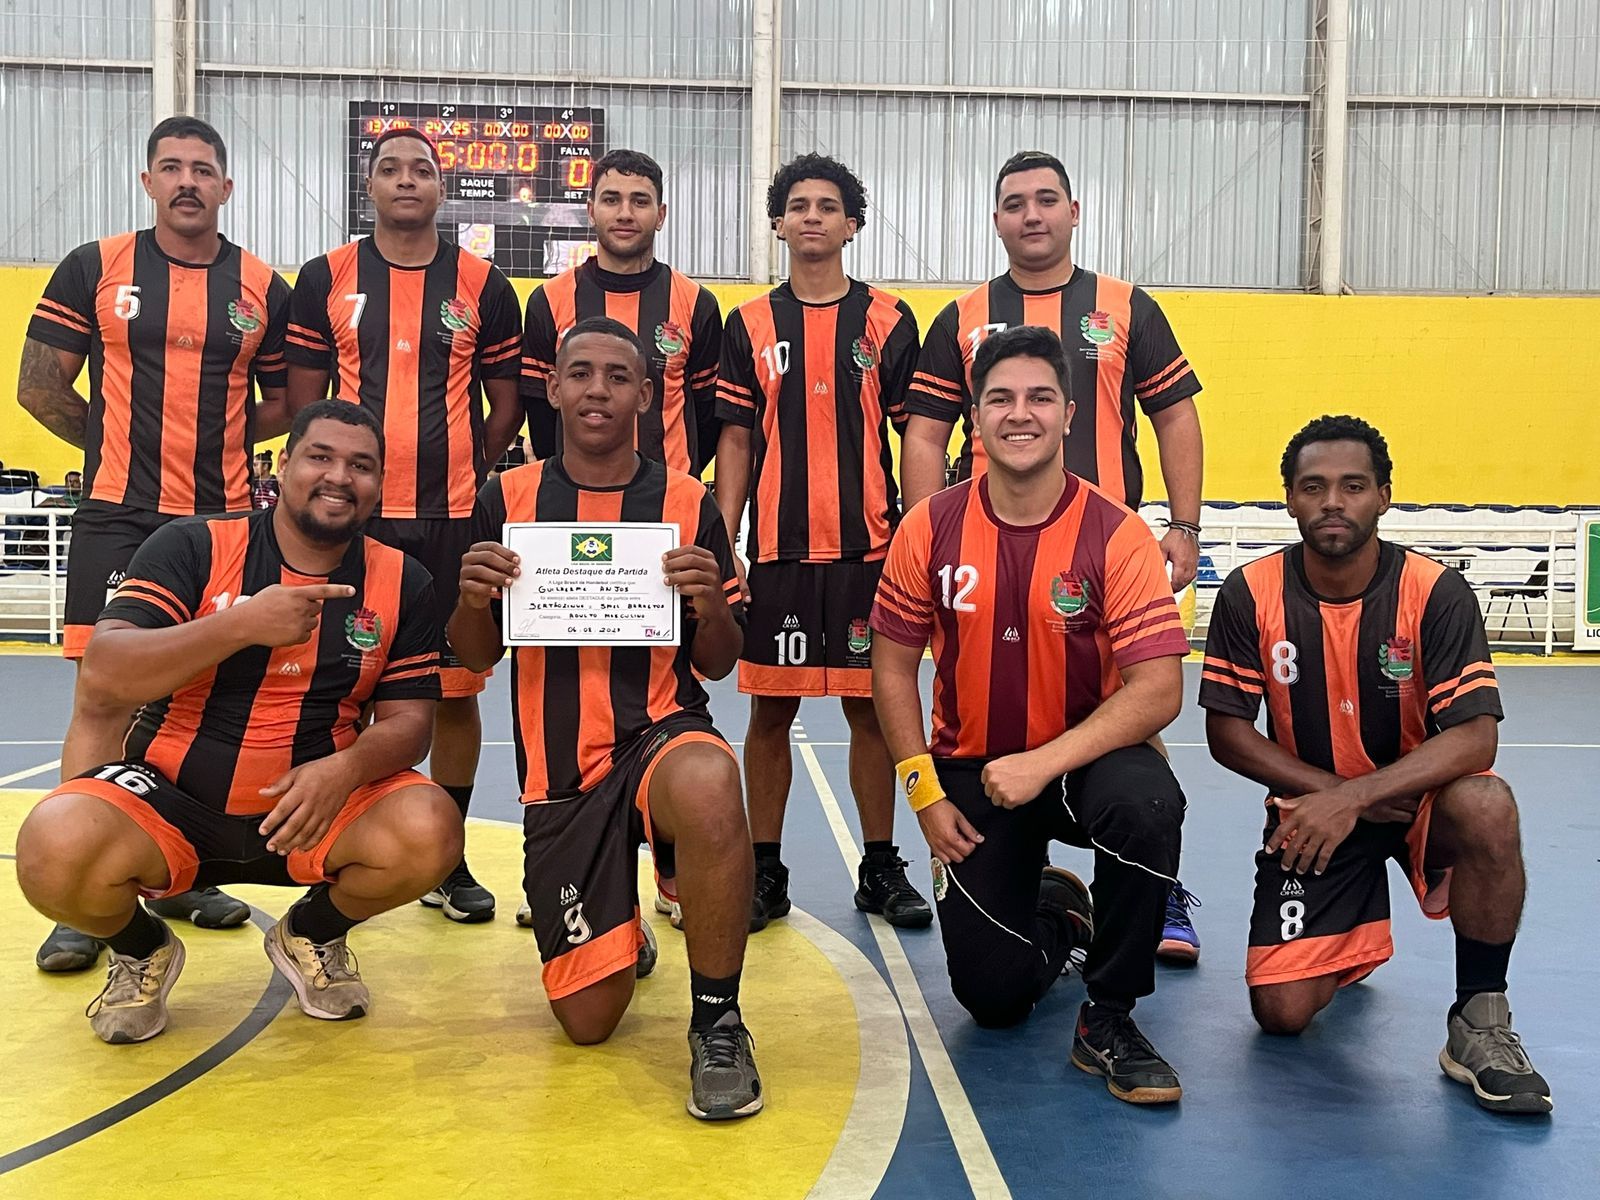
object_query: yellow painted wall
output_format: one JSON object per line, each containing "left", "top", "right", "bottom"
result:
{"left": 3, "top": 266, "right": 1595, "bottom": 505}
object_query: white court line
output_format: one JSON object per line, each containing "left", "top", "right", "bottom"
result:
{"left": 0, "top": 760, "right": 60, "bottom": 788}
{"left": 797, "top": 742, "right": 1012, "bottom": 1200}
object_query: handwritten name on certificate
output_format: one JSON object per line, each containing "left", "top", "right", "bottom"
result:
{"left": 502, "top": 522, "right": 680, "bottom": 647}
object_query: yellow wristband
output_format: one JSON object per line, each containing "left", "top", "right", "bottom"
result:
{"left": 896, "top": 754, "right": 947, "bottom": 813}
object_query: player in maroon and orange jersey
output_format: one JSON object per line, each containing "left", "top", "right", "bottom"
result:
{"left": 872, "top": 326, "right": 1189, "bottom": 1106}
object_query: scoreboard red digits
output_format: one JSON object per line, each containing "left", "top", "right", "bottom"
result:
{"left": 349, "top": 100, "right": 605, "bottom": 274}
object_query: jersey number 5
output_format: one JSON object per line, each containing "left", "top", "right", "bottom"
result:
{"left": 938, "top": 564, "right": 979, "bottom": 612}
{"left": 114, "top": 284, "right": 141, "bottom": 321}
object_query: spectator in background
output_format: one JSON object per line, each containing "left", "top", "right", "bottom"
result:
{"left": 252, "top": 450, "right": 279, "bottom": 510}
{"left": 64, "top": 471, "right": 83, "bottom": 506}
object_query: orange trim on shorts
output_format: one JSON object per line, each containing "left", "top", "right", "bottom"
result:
{"left": 1403, "top": 772, "right": 1492, "bottom": 920}
{"left": 52, "top": 778, "right": 200, "bottom": 899}
{"left": 823, "top": 665, "right": 874, "bottom": 699}
{"left": 542, "top": 908, "right": 644, "bottom": 1001}
{"left": 289, "top": 769, "right": 433, "bottom": 885}
{"left": 633, "top": 730, "right": 735, "bottom": 902}
{"left": 63, "top": 623, "right": 93, "bottom": 660}
{"left": 440, "top": 664, "right": 490, "bottom": 699}
{"left": 1246, "top": 918, "right": 1393, "bottom": 988}
{"left": 738, "top": 660, "right": 827, "bottom": 696}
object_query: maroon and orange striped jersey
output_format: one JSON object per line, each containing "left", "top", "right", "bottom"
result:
{"left": 471, "top": 456, "right": 743, "bottom": 802}
{"left": 871, "top": 473, "right": 1189, "bottom": 759}
{"left": 285, "top": 238, "right": 522, "bottom": 520}
{"left": 715, "top": 279, "right": 918, "bottom": 564}
{"left": 100, "top": 510, "right": 440, "bottom": 815}
{"left": 27, "top": 231, "right": 290, "bottom": 515}
{"left": 904, "top": 268, "right": 1200, "bottom": 509}
{"left": 1199, "top": 542, "right": 1501, "bottom": 775}
{"left": 519, "top": 259, "right": 723, "bottom": 473}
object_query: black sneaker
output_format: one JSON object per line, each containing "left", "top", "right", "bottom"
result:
{"left": 1037, "top": 866, "right": 1094, "bottom": 974}
{"left": 855, "top": 848, "right": 933, "bottom": 929}
{"left": 36, "top": 923, "right": 104, "bottom": 973}
{"left": 687, "top": 1010, "right": 763, "bottom": 1120}
{"left": 750, "top": 858, "right": 790, "bottom": 932}
{"left": 420, "top": 861, "right": 496, "bottom": 923}
{"left": 1440, "top": 993, "right": 1553, "bottom": 1114}
{"left": 147, "top": 887, "right": 251, "bottom": 929}
{"left": 1070, "top": 1002, "right": 1182, "bottom": 1104}
{"left": 636, "top": 918, "right": 658, "bottom": 979}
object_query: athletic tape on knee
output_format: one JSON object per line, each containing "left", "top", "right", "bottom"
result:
{"left": 896, "top": 754, "right": 946, "bottom": 813}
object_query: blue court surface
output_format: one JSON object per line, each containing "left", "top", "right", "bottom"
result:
{"left": 0, "top": 653, "right": 1594, "bottom": 1199}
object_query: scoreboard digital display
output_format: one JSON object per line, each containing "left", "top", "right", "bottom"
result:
{"left": 347, "top": 101, "right": 607, "bottom": 275}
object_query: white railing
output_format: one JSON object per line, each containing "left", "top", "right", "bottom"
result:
{"left": 1176, "top": 517, "right": 1576, "bottom": 656}
{"left": 0, "top": 507, "right": 71, "bottom": 643}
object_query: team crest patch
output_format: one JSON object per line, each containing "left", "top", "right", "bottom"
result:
{"left": 1379, "top": 635, "right": 1414, "bottom": 681}
{"left": 655, "top": 320, "right": 685, "bottom": 356}
{"left": 930, "top": 858, "right": 949, "bottom": 902}
{"left": 1049, "top": 572, "right": 1090, "bottom": 616}
{"left": 228, "top": 299, "right": 262, "bottom": 333}
{"left": 345, "top": 607, "right": 381, "bottom": 652}
{"left": 847, "top": 618, "right": 872, "bottom": 654}
{"left": 851, "top": 335, "right": 878, "bottom": 370}
{"left": 440, "top": 298, "right": 473, "bottom": 332}
{"left": 1080, "top": 310, "right": 1115, "bottom": 346}
{"left": 571, "top": 532, "right": 612, "bottom": 562}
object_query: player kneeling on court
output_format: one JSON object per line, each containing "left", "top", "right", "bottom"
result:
{"left": 871, "top": 326, "right": 1191, "bottom": 1105}
{"left": 1200, "top": 415, "right": 1551, "bottom": 1115}
{"left": 448, "top": 316, "right": 762, "bottom": 1121}
{"left": 15, "top": 401, "right": 462, "bottom": 1045}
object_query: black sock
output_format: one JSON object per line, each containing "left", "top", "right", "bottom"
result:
{"left": 752, "top": 841, "right": 781, "bottom": 864}
{"left": 1085, "top": 993, "right": 1133, "bottom": 1020}
{"left": 288, "top": 885, "right": 362, "bottom": 945}
{"left": 689, "top": 968, "right": 742, "bottom": 1031}
{"left": 442, "top": 783, "right": 473, "bottom": 819}
{"left": 1452, "top": 932, "right": 1513, "bottom": 1017}
{"left": 863, "top": 840, "right": 895, "bottom": 859}
{"left": 105, "top": 905, "right": 166, "bottom": 959}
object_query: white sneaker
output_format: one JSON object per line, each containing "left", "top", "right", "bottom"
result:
{"left": 263, "top": 917, "right": 369, "bottom": 1020}
{"left": 87, "top": 922, "right": 185, "bottom": 1044}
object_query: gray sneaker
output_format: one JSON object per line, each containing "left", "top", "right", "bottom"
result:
{"left": 637, "top": 918, "right": 658, "bottom": 979}
{"left": 687, "top": 1010, "right": 763, "bottom": 1121}
{"left": 86, "top": 923, "right": 185, "bottom": 1044}
{"left": 263, "top": 918, "right": 370, "bottom": 1021}
{"left": 1439, "top": 993, "right": 1553, "bottom": 1114}
{"left": 147, "top": 886, "right": 251, "bottom": 929}
{"left": 37, "top": 923, "right": 104, "bottom": 973}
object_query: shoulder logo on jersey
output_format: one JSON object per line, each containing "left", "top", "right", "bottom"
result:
{"left": 1050, "top": 573, "right": 1090, "bottom": 616}
{"left": 345, "top": 606, "right": 382, "bottom": 651}
{"left": 572, "top": 532, "right": 612, "bottom": 562}
{"left": 1379, "top": 635, "right": 1414, "bottom": 681}
{"left": 228, "top": 298, "right": 262, "bottom": 333}
{"left": 847, "top": 618, "right": 872, "bottom": 654}
{"left": 851, "top": 335, "right": 878, "bottom": 370}
{"left": 1080, "top": 310, "right": 1115, "bottom": 346}
{"left": 654, "top": 320, "right": 686, "bottom": 357}
{"left": 440, "top": 297, "right": 474, "bottom": 333}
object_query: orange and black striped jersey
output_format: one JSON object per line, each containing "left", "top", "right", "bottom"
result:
{"left": 27, "top": 230, "right": 290, "bottom": 515}
{"left": 285, "top": 237, "right": 522, "bottom": 520}
{"left": 1199, "top": 542, "right": 1502, "bottom": 776}
{"left": 520, "top": 259, "right": 723, "bottom": 474}
{"left": 904, "top": 268, "right": 1200, "bottom": 509}
{"left": 101, "top": 510, "right": 440, "bottom": 815}
{"left": 472, "top": 456, "right": 743, "bottom": 802}
{"left": 871, "top": 472, "right": 1189, "bottom": 759}
{"left": 715, "top": 279, "right": 918, "bottom": 564}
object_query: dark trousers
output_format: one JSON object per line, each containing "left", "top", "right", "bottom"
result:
{"left": 933, "top": 745, "right": 1185, "bottom": 1027}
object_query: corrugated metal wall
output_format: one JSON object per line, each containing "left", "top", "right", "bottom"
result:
{"left": 1, "top": 0, "right": 1595, "bottom": 290}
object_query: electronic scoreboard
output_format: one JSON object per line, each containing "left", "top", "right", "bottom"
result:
{"left": 347, "top": 100, "right": 606, "bottom": 275}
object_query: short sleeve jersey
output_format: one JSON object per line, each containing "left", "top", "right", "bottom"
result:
{"left": 871, "top": 473, "right": 1190, "bottom": 759}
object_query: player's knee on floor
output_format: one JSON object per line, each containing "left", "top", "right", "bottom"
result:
{"left": 551, "top": 968, "right": 635, "bottom": 1045}
{"left": 948, "top": 946, "right": 1040, "bottom": 1029}
{"left": 1249, "top": 982, "right": 1332, "bottom": 1036}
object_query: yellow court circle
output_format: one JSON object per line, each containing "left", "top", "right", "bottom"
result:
{"left": 0, "top": 792, "right": 889, "bottom": 1200}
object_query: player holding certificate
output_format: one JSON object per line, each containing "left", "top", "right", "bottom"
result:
{"left": 447, "top": 316, "right": 764, "bottom": 1121}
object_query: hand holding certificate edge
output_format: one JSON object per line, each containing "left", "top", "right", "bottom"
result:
{"left": 459, "top": 541, "right": 521, "bottom": 608}
{"left": 663, "top": 544, "right": 733, "bottom": 622}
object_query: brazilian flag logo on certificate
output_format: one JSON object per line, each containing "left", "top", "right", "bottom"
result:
{"left": 571, "top": 532, "right": 613, "bottom": 562}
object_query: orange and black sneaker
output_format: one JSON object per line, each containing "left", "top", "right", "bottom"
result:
{"left": 1070, "top": 1001, "right": 1182, "bottom": 1104}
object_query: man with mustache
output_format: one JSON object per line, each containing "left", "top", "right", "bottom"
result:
{"left": 1201, "top": 414, "right": 1551, "bottom": 1114}
{"left": 14, "top": 400, "right": 461, "bottom": 1045}
{"left": 287, "top": 127, "right": 525, "bottom": 924}
{"left": 19, "top": 116, "right": 294, "bottom": 969}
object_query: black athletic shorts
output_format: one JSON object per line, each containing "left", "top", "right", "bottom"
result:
{"left": 64, "top": 501, "right": 177, "bottom": 658}
{"left": 522, "top": 711, "right": 732, "bottom": 1000}
{"left": 364, "top": 515, "right": 485, "bottom": 697}
{"left": 738, "top": 558, "right": 882, "bottom": 698}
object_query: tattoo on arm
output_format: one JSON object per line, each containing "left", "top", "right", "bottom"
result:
{"left": 18, "top": 339, "right": 88, "bottom": 449}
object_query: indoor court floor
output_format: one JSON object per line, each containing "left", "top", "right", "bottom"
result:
{"left": 0, "top": 649, "right": 1594, "bottom": 1199}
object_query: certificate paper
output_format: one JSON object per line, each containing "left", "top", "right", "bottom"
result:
{"left": 502, "top": 522, "right": 680, "bottom": 647}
